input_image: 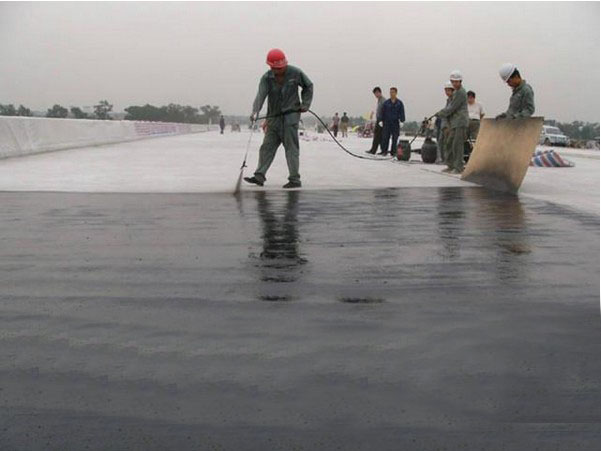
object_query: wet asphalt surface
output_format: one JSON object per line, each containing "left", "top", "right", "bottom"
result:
{"left": 0, "top": 187, "right": 599, "bottom": 450}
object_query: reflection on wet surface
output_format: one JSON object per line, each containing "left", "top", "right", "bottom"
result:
{"left": 252, "top": 191, "right": 307, "bottom": 301}
{"left": 0, "top": 187, "right": 599, "bottom": 450}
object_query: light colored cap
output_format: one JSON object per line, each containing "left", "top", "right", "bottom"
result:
{"left": 449, "top": 70, "right": 463, "bottom": 81}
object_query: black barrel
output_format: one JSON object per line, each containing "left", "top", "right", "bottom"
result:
{"left": 421, "top": 137, "right": 437, "bottom": 163}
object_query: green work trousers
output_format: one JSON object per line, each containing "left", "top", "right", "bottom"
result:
{"left": 445, "top": 126, "right": 467, "bottom": 171}
{"left": 254, "top": 122, "right": 300, "bottom": 183}
{"left": 438, "top": 127, "right": 449, "bottom": 162}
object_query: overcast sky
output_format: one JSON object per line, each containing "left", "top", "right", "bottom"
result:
{"left": 0, "top": 2, "right": 599, "bottom": 122}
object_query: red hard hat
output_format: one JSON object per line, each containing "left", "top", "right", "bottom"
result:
{"left": 266, "top": 48, "right": 288, "bottom": 69}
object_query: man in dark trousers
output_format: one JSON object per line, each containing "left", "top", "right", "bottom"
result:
{"left": 378, "top": 87, "right": 405, "bottom": 156}
{"left": 340, "top": 112, "right": 350, "bottom": 137}
{"left": 219, "top": 115, "right": 225, "bottom": 134}
{"left": 245, "top": 48, "right": 313, "bottom": 189}
{"left": 331, "top": 113, "right": 340, "bottom": 137}
{"left": 366, "top": 86, "right": 386, "bottom": 154}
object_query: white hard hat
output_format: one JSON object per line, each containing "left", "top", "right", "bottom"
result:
{"left": 499, "top": 63, "right": 517, "bottom": 82}
{"left": 449, "top": 70, "right": 463, "bottom": 81}
{"left": 444, "top": 81, "right": 454, "bottom": 89}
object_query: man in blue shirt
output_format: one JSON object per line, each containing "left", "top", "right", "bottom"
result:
{"left": 378, "top": 87, "right": 406, "bottom": 156}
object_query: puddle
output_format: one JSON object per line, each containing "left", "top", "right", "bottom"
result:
{"left": 338, "top": 297, "right": 385, "bottom": 304}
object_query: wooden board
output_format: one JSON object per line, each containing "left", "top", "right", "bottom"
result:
{"left": 461, "top": 117, "right": 543, "bottom": 193}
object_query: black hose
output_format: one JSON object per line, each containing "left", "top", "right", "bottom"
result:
{"left": 408, "top": 114, "right": 437, "bottom": 147}
{"left": 254, "top": 109, "right": 389, "bottom": 161}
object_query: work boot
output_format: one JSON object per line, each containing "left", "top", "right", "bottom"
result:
{"left": 244, "top": 176, "right": 264, "bottom": 186}
{"left": 377, "top": 151, "right": 388, "bottom": 156}
{"left": 282, "top": 181, "right": 302, "bottom": 189}
{"left": 441, "top": 167, "right": 454, "bottom": 173}
{"left": 365, "top": 150, "right": 376, "bottom": 154}
{"left": 452, "top": 168, "right": 464, "bottom": 175}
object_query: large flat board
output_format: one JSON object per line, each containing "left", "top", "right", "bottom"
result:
{"left": 461, "top": 117, "right": 543, "bottom": 193}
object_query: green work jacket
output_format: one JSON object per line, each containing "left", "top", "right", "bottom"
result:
{"left": 252, "top": 65, "right": 313, "bottom": 126}
{"left": 437, "top": 85, "right": 469, "bottom": 129}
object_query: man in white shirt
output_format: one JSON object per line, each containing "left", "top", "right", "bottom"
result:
{"left": 467, "top": 90, "right": 485, "bottom": 140}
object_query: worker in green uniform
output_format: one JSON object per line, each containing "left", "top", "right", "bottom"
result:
{"left": 496, "top": 63, "right": 535, "bottom": 119}
{"left": 244, "top": 48, "right": 314, "bottom": 189}
{"left": 436, "top": 81, "right": 455, "bottom": 163}
{"left": 435, "top": 70, "right": 469, "bottom": 174}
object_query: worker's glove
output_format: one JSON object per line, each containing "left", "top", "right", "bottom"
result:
{"left": 495, "top": 113, "right": 507, "bottom": 120}
{"left": 261, "top": 120, "right": 268, "bottom": 132}
{"left": 378, "top": 121, "right": 383, "bottom": 127}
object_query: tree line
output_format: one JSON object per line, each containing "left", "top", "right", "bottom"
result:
{"left": 0, "top": 101, "right": 222, "bottom": 124}
{"left": 0, "top": 104, "right": 33, "bottom": 117}
{"left": 1, "top": 101, "right": 598, "bottom": 139}
{"left": 545, "top": 120, "right": 599, "bottom": 141}
{"left": 0, "top": 100, "right": 113, "bottom": 120}
{"left": 124, "top": 104, "right": 221, "bottom": 124}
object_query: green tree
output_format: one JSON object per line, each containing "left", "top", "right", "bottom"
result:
{"left": 70, "top": 107, "right": 89, "bottom": 119}
{"left": 16, "top": 105, "right": 32, "bottom": 116}
{"left": 94, "top": 100, "right": 113, "bottom": 120}
{"left": 555, "top": 121, "right": 600, "bottom": 141}
{"left": 124, "top": 104, "right": 164, "bottom": 122}
{"left": 200, "top": 105, "right": 222, "bottom": 123}
{"left": 124, "top": 103, "right": 203, "bottom": 124}
{"left": 183, "top": 105, "right": 200, "bottom": 123}
{"left": 163, "top": 103, "right": 186, "bottom": 123}
{"left": 46, "top": 104, "right": 69, "bottom": 118}
{"left": 0, "top": 104, "right": 18, "bottom": 116}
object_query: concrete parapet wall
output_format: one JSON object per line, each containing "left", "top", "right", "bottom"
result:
{"left": 0, "top": 116, "right": 211, "bottom": 159}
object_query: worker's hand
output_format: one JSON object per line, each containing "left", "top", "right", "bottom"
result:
{"left": 495, "top": 113, "right": 507, "bottom": 120}
{"left": 250, "top": 112, "right": 257, "bottom": 123}
{"left": 261, "top": 120, "right": 268, "bottom": 132}
{"left": 378, "top": 121, "right": 383, "bottom": 128}
{"left": 299, "top": 107, "right": 308, "bottom": 113}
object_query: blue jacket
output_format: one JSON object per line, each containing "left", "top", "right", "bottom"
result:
{"left": 378, "top": 98, "right": 405, "bottom": 127}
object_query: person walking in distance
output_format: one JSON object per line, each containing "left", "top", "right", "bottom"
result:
{"left": 219, "top": 115, "right": 226, "bottom": 134}
{"left": 244, "top": 49, "right": 313, "bottom": 189}
{"left": 340, "top": 112, "right": 350, "bottom": 137}
{"left": 366, "top": 87, "right": 386, "bottom": 154}
{"left": 331, "top": 113, "right": 340, "bottom": 137}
